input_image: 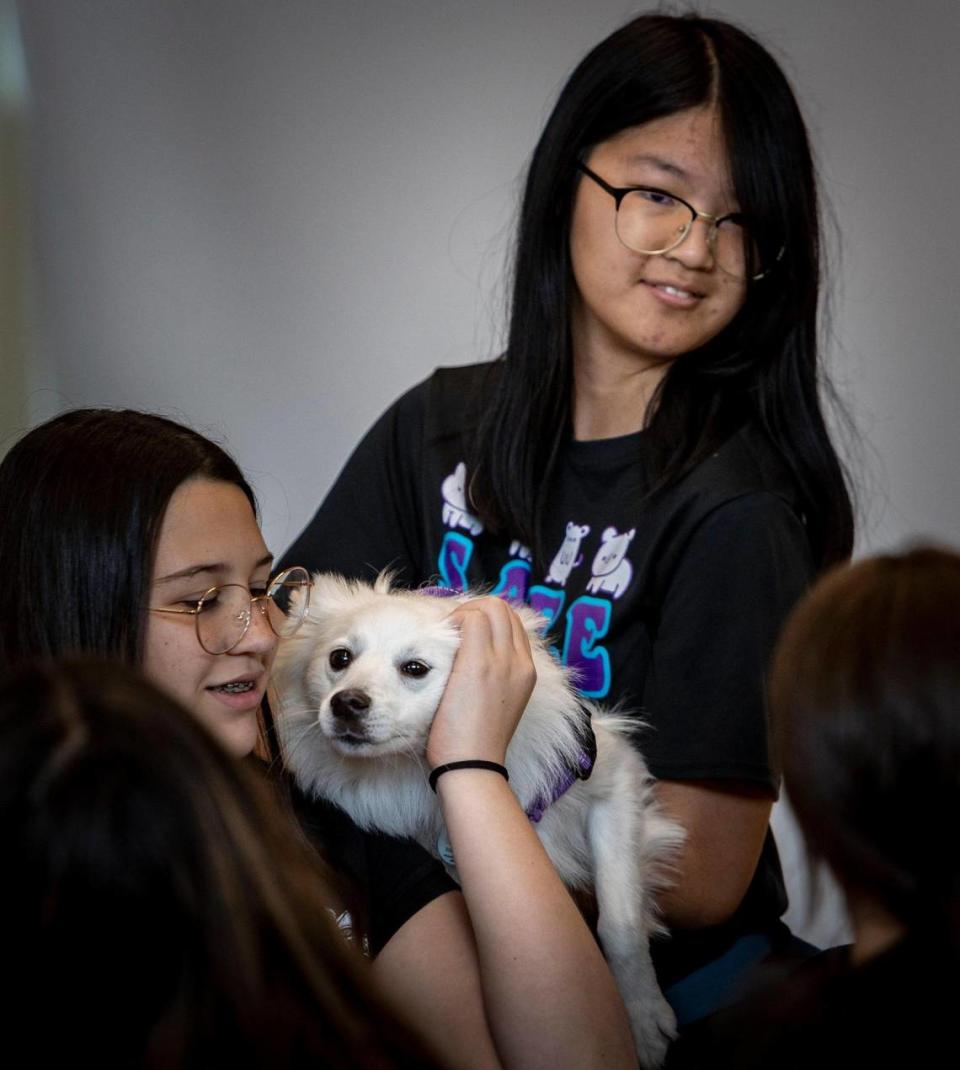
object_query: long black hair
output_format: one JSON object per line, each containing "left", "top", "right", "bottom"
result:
{"left": 468, "top": 12, "right": 853, "bottom": 569}
{"left": 770, "top": 546, "right": 960, "bottom": 943}
{"left": 0, "top": 409, "right": 256, "bottom": 672}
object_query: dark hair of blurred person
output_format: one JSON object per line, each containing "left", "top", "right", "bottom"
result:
{"left": 772, "top": 545, "right": 960, "bottom": 957}
{"left": 675, "top": 545, "right": 960, "bottom": 1067}
{"left": 1, "top": 658, "right": 438, "bottom": 1068}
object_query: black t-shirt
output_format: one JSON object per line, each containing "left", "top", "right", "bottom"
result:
{"left": 258, "top": 757, "right": 458, "bottom": 957}
{"left": 289, "top": 784, "right": 458, "bottom": 956}
{"left": 282, "top": 362, "right": 815, "bottom": 984}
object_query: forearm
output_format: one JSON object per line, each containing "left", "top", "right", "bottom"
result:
{"left": 372, "top": 892, "right": 503, "bottom": 1070}
{"left": 438, "top": 768, "right": 637, "bottom": 1070}
{"left": 653, "top": 779, "right": 772, "bottom": 929}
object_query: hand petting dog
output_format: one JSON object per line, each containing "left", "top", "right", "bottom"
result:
{"left": 427, "top": 596, "right": 537, "bottom": 770}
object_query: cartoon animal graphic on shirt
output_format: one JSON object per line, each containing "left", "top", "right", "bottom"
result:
{"left": 509, "top": 540, "right": 533, "bottom": 562}
{"left": 441, "top": 462, "right": 483, "bottom": 536}
{"left": 545, "top": 522, "right": 591, "bottom": 587}
{"left": 586, "top": 527, "right": 636, "bottom": 600}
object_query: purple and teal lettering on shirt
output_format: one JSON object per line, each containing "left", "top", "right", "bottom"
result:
{"left": 437, "top": 539, "right": 613, "bottom": 698}
{"left": 438, "top": 531, "right": 474, "bottom": 590}
{"left": 528, "top": 585, "right": 566, "bottom": 635}
{"left": 561, "top": 596, "right": 612, "bottom": 699}
{"left": 492, "top": 558, "right": 532, "bottom": 603}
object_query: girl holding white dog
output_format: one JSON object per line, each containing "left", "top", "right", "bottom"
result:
{"left": 0, "top": 408, "right": 636, "bottom": 1068}
{"left": 283, "top": 11, "right": 854, "bottom": 1029}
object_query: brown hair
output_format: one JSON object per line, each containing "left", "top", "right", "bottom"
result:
{"left": 1, "top": 658, "right": 437, "bottom": 1067}
{"left": 770, "top": 545, "right": 960, "bottom": 939}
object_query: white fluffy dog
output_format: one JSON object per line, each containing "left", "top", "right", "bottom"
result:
{"left": 272, "top": 573, "right": 684, "bottom": 1066}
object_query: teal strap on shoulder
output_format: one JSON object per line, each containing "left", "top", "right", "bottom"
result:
{"left": 662, "top": 932, "right": 773, "bottom": 1027}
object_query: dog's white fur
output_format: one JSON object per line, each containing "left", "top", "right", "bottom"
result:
{"left": 273, "top": 573, "right": 684, "bottom": 1066}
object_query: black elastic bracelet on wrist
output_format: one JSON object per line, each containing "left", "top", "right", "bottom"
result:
{"left": 428, "top": 760, "right": 509, "bottom": 793}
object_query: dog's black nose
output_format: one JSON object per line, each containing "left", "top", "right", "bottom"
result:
{"left": 330, "top": 689, "right": 371, "bottom": 721}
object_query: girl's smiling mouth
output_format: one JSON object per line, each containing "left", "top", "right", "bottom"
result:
{"left": 641, "top": 279, "right": 704, "bottom": 307}
{"left": 206, "top": 673, "right": 265, "bottom": 708}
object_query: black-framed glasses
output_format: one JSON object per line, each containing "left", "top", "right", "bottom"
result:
{"left": 576, "top": 162, "right": 780, "bottom": 281}
{"left": 150, "top": 566, "right": 312, "bottom": 655}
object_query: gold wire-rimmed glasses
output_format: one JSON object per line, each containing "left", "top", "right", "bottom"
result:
{"left": 576, "top": 161, "right": 782, "bottom": 281}
{"left": 149, "top": 565, "right": 312, "bottom": 655}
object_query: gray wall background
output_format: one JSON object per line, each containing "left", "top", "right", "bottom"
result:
{"left": 9, "top": 0, "right": 960, "bottom": 946}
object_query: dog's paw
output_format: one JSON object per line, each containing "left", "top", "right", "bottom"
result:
{"left": 627, "top": 991, "right": 676, "bottom": 1069}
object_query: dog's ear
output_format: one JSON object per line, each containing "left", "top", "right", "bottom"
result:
{"left": 305, "top": 571, "right": 368, "bottom": 623}
{"left": 286, "top": 582, "right": 306, "bottom": 615}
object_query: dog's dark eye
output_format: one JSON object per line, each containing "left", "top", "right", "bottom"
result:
{"left": 400, "top": 660, "right": 430, "bottom": 678}
{"left": 329, "top": 648, "right": 352, "bottom": 671}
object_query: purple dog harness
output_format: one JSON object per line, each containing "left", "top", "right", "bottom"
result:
{"left": 526, "top": 741, "right": 595, "bottom": 823}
